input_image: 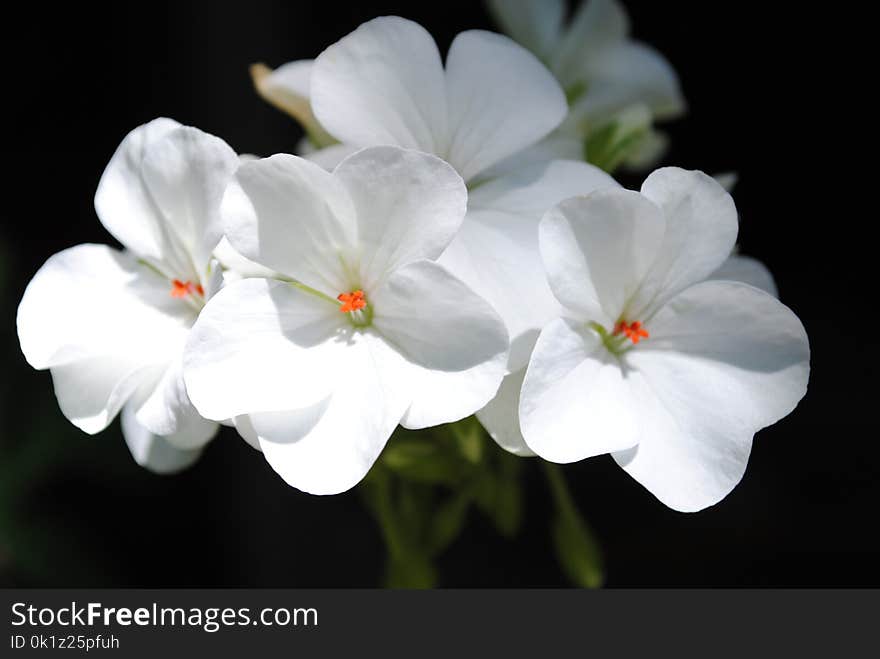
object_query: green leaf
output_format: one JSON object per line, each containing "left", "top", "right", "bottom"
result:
{"left": 543, "top": 463, "right": 604, "bottom": 588}
{"left": 427, "top": 489, "right": 472, "bottom": 555}
{"left": 565, "top": 80, "right": 588, "bottom": 106}
{"left": 449, "top": 417, "right": 484, "bottom": 464}
{"left": 551, "top": 511, "right": 604, "bottom": 589}
{"left": 384, "top": 553, "right": 437, "bottom": 589}
{"left": 492, "top": 471, "right": 523, "bottom": 538}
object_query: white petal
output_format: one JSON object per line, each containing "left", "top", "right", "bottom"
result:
{"left": 617, "top": 280, "right": 810, "bottom": 511}
{"left": 629, "top": 168, "right": 739, "bottom": 318}
{"left": 232, "top": 415, "right": 263, "bottom": 451}
{"left": 49, "top": 357, "right": 158, "bottom": 434}
{"left": 183, "top": 278, "right": 347, "bottom": 421}
{"left": 441, "top": 159, "right": 618, "bottom": 369}
{"left": 139, "top": 126, "right": 239, "bottom": 275}
{"left": 94, "top": 118, "right": 181, "bottom": 261}
{"left": 251, "top": 61, "right": 337, "bottom": 149}
{"left": 470, "top": 159, "right": 618, "bottom": 220}
{"left": 709, "top": 254, "right": 778, "bottom": 297}
{"left": 519, "top": 318, "right": 642, "bottom": 462}
{"left": 552, "top": 0, "right": 630, "bottom": 85}
{"left": 260, "top": 59, "right": 311, "bottom": 97}
{"left": 444, "top": 30, "right": 567, "bottom": 181}
{"left": 334, "top": 146, "right": 466, "bottom": 288}
{"left": 538, "top": 187, "right": 665, "bottom": 326}
{"left": 713, "top": 172, "right": 738, "bottom": 193}
{"left": 17, "top": 244, "right": 192, "bottom": 433}
{"left": 476, "top": 367, "right": 536, "bottom": 457}
{"left": 130, "top": 358, "right": 219, "bottom": 450}
{"left": 121, "top": 403, "right": 206, "bottom": 474}
{"left": 479, "top": 131, "right": 584, "bottom": 181}
{"left": 251, "top": 60, "right": 312, "bottom": 115}
{"left": 251, "top": 331, "right": 412, "bottom": 495}
{"left": 485, "top": 0, "right": 565, "bottom": 60}
{"left": 222, "top": 154, "right": 357, "bottom": 293}
{"left": 582, "top": 41, "right": 686, "bottom": 121}
{"left": 311, "top": 17, "right": 448, "bottom": 153}
{"left": 213, "top": 236, "right": 278, "bottom": 280}
{"left": 371, "top": 260, "right": 509, "bottom": 428}
{"left": 305, "top": 143, "right": 360, "bottom": 171}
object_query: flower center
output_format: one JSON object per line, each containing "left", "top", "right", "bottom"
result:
{"left": 589, "top": 318, "right": 649, "bottom": 355}
{"left": 337, "top": 289, "right": 366, "bottom": 312}
{"left": 170, "top": 279, "right": 204, "bottom": 299}
{"left": 613, "top": 320, "right": 649, "bottom": 345}
{"left": 338, "top": 289, "right": 372, "bottom": 327}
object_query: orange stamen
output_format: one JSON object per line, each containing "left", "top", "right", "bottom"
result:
{"left": 613, "top": 319, "right": 649, "bottom": 344}
{"left": 337, "top": 289, "right": 367, "bottom": 313}
{"left": 170, "top": 280, "right": 204, "bottom": 299}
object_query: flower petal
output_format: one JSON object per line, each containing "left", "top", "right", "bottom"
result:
{"left": 139, "top": 126, "right": 239, "bottom": 275}
{"left": 519, "top": 317, "right": 642, "bottom": 462}
{"left": 629, "top": 168, "right": 738, "bottom": 318}
{"left": 311, "top": 17, "right": 448, "bottom": 153}
{"left": 183, "top": 278, "right": 347, "bottom": 421}
{"left": 121, "top": 403, "right": 206, "bottom": 474}
{"left": 305, "top": 143, "right": 360, "bottom": 171}
{"left": 334, "top": 146, "right": 466, "bottom": 288}
{"left": 213, "top": 237, "right": 278, "bottom": 280}
{"left": 441, "top": 159, "right": 618, "bottom": 369}
{"left": 222, "top": 154, "right": 357, "bottom": 293}
{"left": 371, "top": 260, "right": 509, "bottom": 428}
{"left": 479, "top": 132, "right": 584, "bottom": 181}
{"left": 617, "top": 280, "right": 810, "bottom": 511}
{"left": 538, "top": 187, "right": 665, "bottom": 326}
{"left": 485, "top": 0, "right": 565, "bottom": 60}
{"left": 444, "top": 30, "right": 567, "bottom": 181}
{"left": 250, "top": 331, "right": 412, "bottom": 495}
{"left": 130, "top": 357, "right": 219, "bottom": 450}
{"left": 476, "top": 367, "right": 536, "bottom": 457}
{"left": 250, "top": 60, "right": 335, "bottom": 147}
{"left": 94, "top": 118, "right": 181, "bottom": 262}
{"left": 17, "top": 244, "right": 192, "bottom": 433}
{"left": 709, "top": 254, "right": 778, "bottom": 297}
{"left": 552, "top": 0, "right": 630, "bottom": 85}
{"left": 48, "top": 356, "right": 158, "bottom": 434}
{"left": 580, "top": 41, "right": 686, "bottom": 122}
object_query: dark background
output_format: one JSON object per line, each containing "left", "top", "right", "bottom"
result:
{"left": 0, "top": 2, "right": 865, "bottom": 586}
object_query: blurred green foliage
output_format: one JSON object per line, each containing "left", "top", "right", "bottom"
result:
{"left": 363, "top": 418, "right": 603, "bottom": 588}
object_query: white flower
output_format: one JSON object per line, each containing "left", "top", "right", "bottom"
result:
{"left": 182, "top": 146, "right": 510, "bottom": 495}
{"left": 487, "top": 0, "right": 686, "bottom": 170}
{"left": 309, "top": 16, "right": 616, "bottom": 371}
{"left": 517, "top": 167, "right": 809, "bottom": 511}
{"left": 16, "top": 118, "right": 239, "bottom": 473}
{"left": 478, "top": 184, "right": 783, "bottom": 458}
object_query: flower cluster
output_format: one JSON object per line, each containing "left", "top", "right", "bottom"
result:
{"left": 17, "top": 2, "right": 809, "bottom": 513}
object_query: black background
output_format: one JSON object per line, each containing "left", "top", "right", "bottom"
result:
{"left": 0, "top": 2, "right": 866, "bottom": 586}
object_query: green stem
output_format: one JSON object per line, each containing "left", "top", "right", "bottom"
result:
{"left": 361, "top": 469, "right": 437, "bottom": 588}
{"left": 542, "top": 462, "right": 604, "bottom": 588}
{"left": 282, "top": 278, "right": 339, "bottom": 305}
{"left": 543, "top": 462, "right": 577, "bottom": 517}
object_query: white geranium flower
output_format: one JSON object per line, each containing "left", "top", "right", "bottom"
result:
{"left": 182, "top": 146, "right": 510, "bottom": 495}
{"left": 518, "top": 168, "right": 809, "bottom": 511}
{"left": 310, "top": 16, "right": 616, "bottom": 371}
{"left": 478, "top": 174, "right": 782, "bottom": 457}
{"left": 487, "top": 0, "right": 686, "bottom": 170}
{"left": 16, "top": 118, "right": 238, "bottom": 473}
